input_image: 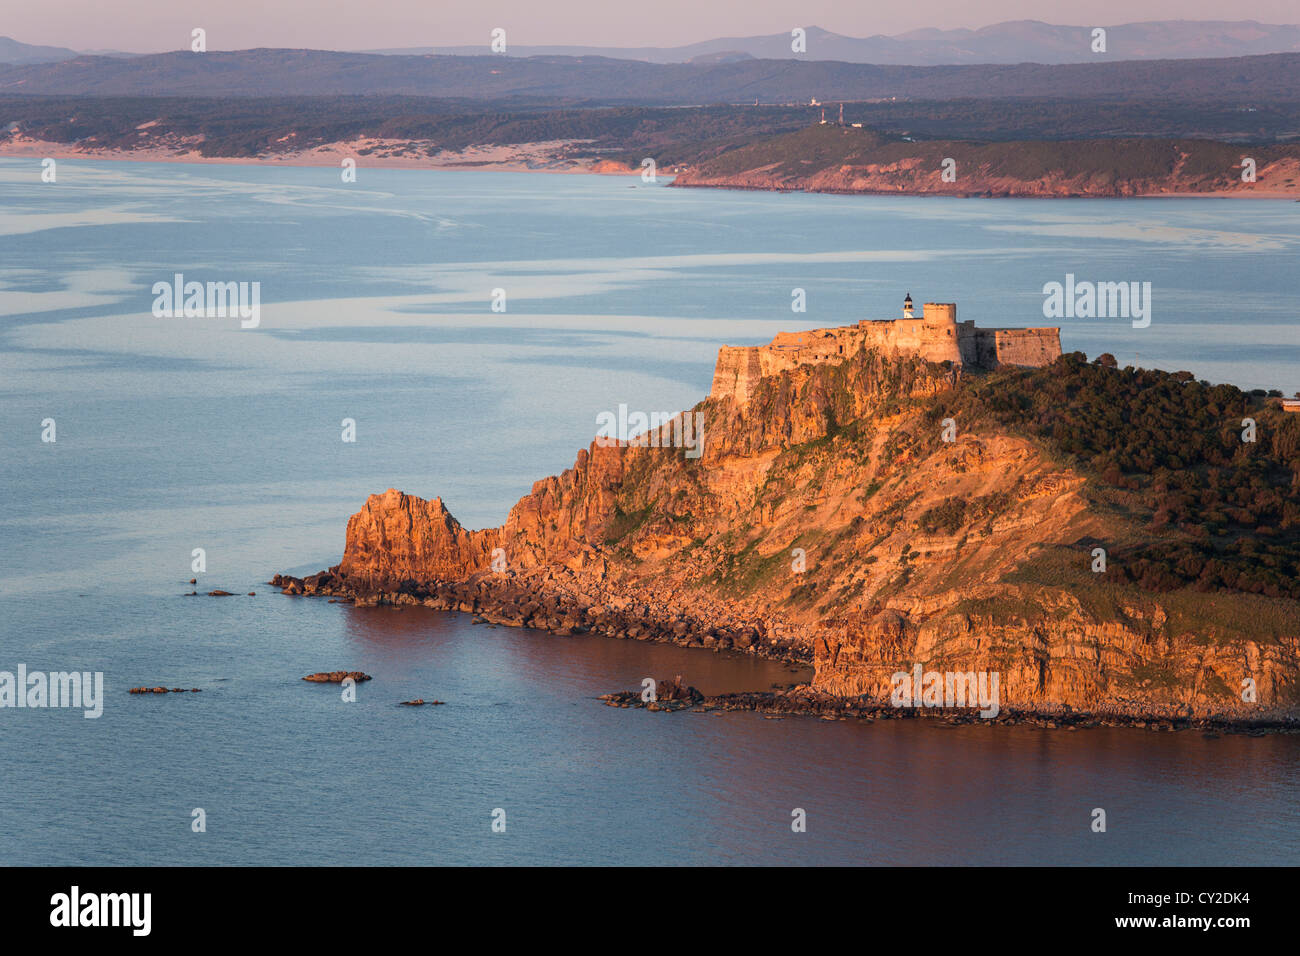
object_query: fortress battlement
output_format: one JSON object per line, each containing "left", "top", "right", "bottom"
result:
{"left": 710, "top": 297, "right": 1061, "bottom": 404}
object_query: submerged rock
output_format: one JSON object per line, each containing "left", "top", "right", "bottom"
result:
{"left": 129, "top": 686, "right": 201, "bottom": 694}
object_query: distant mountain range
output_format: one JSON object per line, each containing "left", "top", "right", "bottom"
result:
{"left": 365, "top": 20, "right": 1300, "bottom": 65}
{"left": 4, "top": 19, "right": 1300, "bottom": 68}
{"left": 2, "top": 48, "right": 1298, "bottom": 103}
{"left": 0, "top": 36, "right": 79, "bottom": 65}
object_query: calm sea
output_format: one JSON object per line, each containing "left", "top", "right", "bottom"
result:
{"left": 1, "top": 159, "right": 1297, "bottom": 865}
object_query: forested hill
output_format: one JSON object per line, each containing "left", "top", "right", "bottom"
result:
{"left": 670, "top": 123, "right": 1300, "bottom": 196}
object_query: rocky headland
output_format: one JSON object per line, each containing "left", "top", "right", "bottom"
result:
{"left": 276, "top": 322, "right": 1300, "bottom": 729}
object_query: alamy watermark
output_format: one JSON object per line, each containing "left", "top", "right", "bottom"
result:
{"left": 152, "top": 273, "right": 260, "bottom": 328}
{"left": 50, "top": 886, "right": 150, "bottom": 936}
{"left": 1042, "top": 274, "right": 1151, "bottom": 328}
{"left": 595, "top": 404, "right": 704, "bottom": 458}
{"left": 891, "top": 664, "right": 1000, "bottom": 718}
{"left": 1, "top": 664, "right": 104, "bottom": 718}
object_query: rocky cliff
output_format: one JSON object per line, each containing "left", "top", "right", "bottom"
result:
{"left": 278, "top": 342, "right": 1300, "bottom": 726}
{"left": 337, "top": 492, "right": 498, "bottom": 586}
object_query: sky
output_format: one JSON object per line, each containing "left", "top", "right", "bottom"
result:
{"left": 9, "top": 1, "right": 1300, "bottom": 52}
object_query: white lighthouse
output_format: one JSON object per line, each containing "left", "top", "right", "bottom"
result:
{"left": 902, "top": 293, "right": 914, "bottom": 318}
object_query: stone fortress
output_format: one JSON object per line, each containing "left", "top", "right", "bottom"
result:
{"left": 711, "top": 294, "right": 1062, "bottom": 403}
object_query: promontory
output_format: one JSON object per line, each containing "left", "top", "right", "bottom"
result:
{"left": 276, "top": 296, "right": 1300, "bottom": 726}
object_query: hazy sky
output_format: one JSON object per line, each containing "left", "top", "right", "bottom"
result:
{"left": 11, "top": 1, "right": 1300, "bottom": 52}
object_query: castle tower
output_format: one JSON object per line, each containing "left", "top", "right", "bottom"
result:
{"left": 902, "top": 293, "right": 914, "bottom": 319}
{"left": 920, "top": 302, "right": 962, "bottom": 365}
{"left": 922, "top": 302, "right": 956, "bottom": 327}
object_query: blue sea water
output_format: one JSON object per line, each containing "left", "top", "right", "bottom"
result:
{"left": 0, "top": 159, "right": 1297, "bottom": 865}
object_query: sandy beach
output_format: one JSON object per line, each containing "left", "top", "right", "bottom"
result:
{"left": 0, "top": 134, "right": 642, "bottom": 175}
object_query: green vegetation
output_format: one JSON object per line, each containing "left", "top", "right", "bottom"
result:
{"left": 933, "top": 353, "right": 1300, "bottom": 599}
{"left": 951, "top": 593, "right": 1074, "bottom": 625}
{"left": 1124, "top": 662, "right": 1186, "bottom": 692}
{"left": 7, "top": 95, "right": 1300, "bottom": 168}
{"left": 604, "top": 504, "right": 653, "bottom": 544}
{"left": 1006, "top": 545, "right": 1297, "bottom": 644}
{"left": 0, "top": 96, "right": 816, "bottom": 160}
{"left": 686, "top": 122, "right": 1300, "bottom": 190}
{"left": 917, "top": 493, "right": 1014, "bottom": 534}
{"left": 705, "top": 538, "right": 785, "bottom": 592}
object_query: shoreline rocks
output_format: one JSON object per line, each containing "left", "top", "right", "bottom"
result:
{"left": 272, "top": 569, "right": 1298, "bottom": 730}
{"left": 129, "top": 686, "right": 201, "bottom": 694}
{"left": 600, "top": 684, "right": 1300, "bottom": 734}
{"left": 270, "top": 571, "right": 814, "bottom": 667}
{"left": 600, "top": 677, "right": 705, "bottom": 712}
{"left": 301, "top": 671, "right": 372, "bottom": 683}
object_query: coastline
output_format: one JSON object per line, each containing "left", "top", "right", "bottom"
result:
{"left": 269, "top": 571, "right": 1300, "bottom": 733}
{"left": 4, "top": 136, "right": 1297, "bottom": 196}
{"left": 604, "top": 686, "right": 1300, "bottom": 734}
{"left": 668, "top": 180, "right": 1300, "bottom": 199}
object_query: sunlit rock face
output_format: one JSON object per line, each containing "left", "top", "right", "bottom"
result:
{"left": 304, "top": 334, "right": 1299, "bottom": 721}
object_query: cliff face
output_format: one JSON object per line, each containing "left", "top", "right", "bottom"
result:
{"left": 287, "top": 341, "right": 1300, "bottom": 723}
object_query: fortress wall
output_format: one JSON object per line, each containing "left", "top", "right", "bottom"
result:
{"left": 860, "top": 317, "right": 923, "bottom": 353}
{"left": 759, "top": 346, "right": 805, "bottom": 378}
{"left": 965, "top": 327, "right": 1061, "bottom": 368}
{"left": 711, "top": 310, "right": 1061, "bottom": 405}
{"left": 770, "top": 328, "right": 858, "bottom": 360}
{"left": 710, "top": 345, "right": 763, "bottom": 403}
{"left": 993, "top": 328, "right": 1062, "bottom": 367}
{"left": 969, "top": 329, "right": 1001, "bottom": 367}
{"left": 753, "top": 328, "right": 862, "bottom": 384}
{"left": 956, "top": 322, "right": 981, "bottom": 365}
{"left": 858, "top": 316, "right": 962, "bottom": 365}
{"left": 918, "top": 326, "right": 962, "bottom": 365}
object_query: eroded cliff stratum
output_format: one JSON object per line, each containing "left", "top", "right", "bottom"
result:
{"left": 278, "top": 300, "right": 1300, "bottom": 721}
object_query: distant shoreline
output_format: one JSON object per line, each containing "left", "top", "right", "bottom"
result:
{"left": 667, "top": 180, "right": 1300, "bottom": 199}
{"left": 3, "top": 137, "right": 1297, "bottom": 197}
{"left": 0, "top": 136, "right": 640, "bottom": 176}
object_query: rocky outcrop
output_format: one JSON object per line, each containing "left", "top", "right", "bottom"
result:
{"left": 277, "top": 337, "right": 1300, "bottom": 725}
{"left": 301, "top": 671, "right": 372, "bottom": 683}
{"left": 129, "top": 687, "right": 201, "bottom": 694}
{"left": 338, "top": 491, "right": 497, "bottom": 588}
{"left": 600, "top": 678, "right": 706, "bottom": 712}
